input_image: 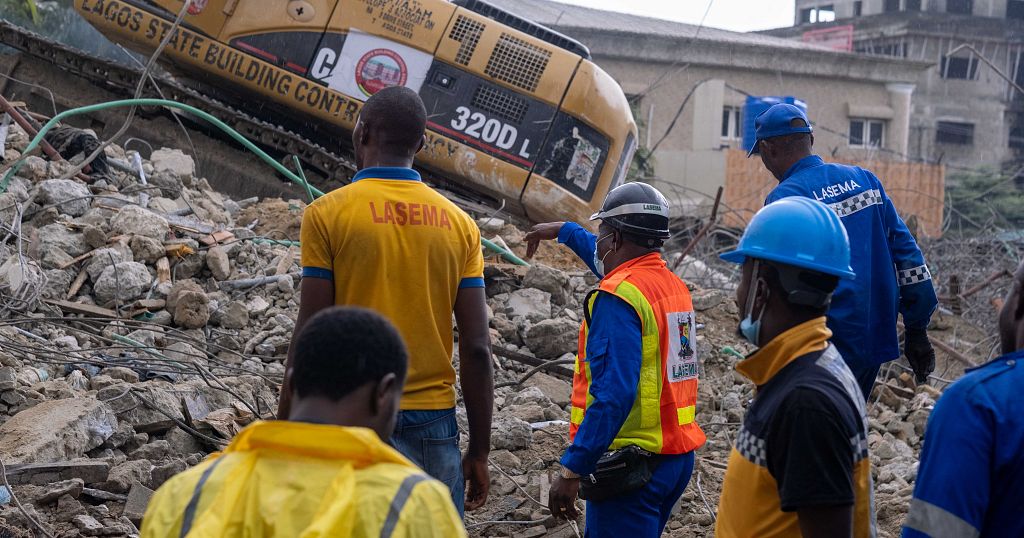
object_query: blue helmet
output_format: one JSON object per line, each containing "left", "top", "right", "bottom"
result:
{"left": 721, "top": 197, "right": 855, "bottom": 279}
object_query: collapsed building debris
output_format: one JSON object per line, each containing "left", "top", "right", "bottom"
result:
{"left": 0, "top": 112, "right": 1003, "bottom": 538}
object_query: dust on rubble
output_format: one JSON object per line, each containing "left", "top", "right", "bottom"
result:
{"left": 0, "top": 116, "right": 1000, "bottom": 537}
{"left": 235, "top": 198, "right": 305, "bottom": 241}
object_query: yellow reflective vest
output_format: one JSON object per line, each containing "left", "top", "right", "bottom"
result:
{"left": 141, "top": 421, "right": 466, "bottom": 538}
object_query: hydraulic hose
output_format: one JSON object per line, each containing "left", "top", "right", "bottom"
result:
{"left": 2, "top": 98, "right": 529, "bottom": 266}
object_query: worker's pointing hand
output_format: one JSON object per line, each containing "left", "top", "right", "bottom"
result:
{"left": 524, "top": 222, "right": 566, "bottom": 259}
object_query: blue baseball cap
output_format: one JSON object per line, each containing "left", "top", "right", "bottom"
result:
{"left": 747, "top": 103, "right": 813, "bottom": 157}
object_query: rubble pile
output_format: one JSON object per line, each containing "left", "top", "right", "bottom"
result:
{"left": 0, "top": 120, "right": 991, "bottom": 538}
{"left": 0, "top": 122, "right": 293, "bottom": 536}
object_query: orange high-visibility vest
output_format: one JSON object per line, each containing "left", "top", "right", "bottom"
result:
{"left": 569, "top": 253, "right": 706, "bottom": 455}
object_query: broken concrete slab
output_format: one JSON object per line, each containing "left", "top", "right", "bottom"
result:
{"left": 93, "top": 261, "right": 152, "bottom": 305}
{"left": 0, "top": 399, "right": 117, "bottom": 464}
{"left": 523, "top": 371, "right": 572, "bottom": 407}
{"left": 100, "top": 460, "right": 153, "bottom": 494}
{"left": 2, "top": 461, "right": 110, "bottom": 486}
{"left": 123, "top": 482, "right": 153, "bottom": 526}
{"left": 103, "top": 384, "right": 184, "bottom": 434}
{"left": 507, "top": 288, "right": 552, "bottom": 322}
{"left": 523, "top": 318, "right": 578, "bottom": 359}
{"left": 28, "top": 478, "right": 84, "bottom": 505}
{"left": 110, "top": 206, "right": 170, "bottom": 240}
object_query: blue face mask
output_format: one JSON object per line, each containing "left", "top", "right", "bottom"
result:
{"left": 594, "top": 233, "right": 615, "bottom": 276}
{"left": 739, "top": 308, "right": 763, "bottom": 346}
{"left": 738, "top": 262, "right": 768, "bottom": 346}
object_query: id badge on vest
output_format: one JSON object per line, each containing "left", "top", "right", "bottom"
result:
{"left": 667, "top": 311, "right": 698, "bottom": 382}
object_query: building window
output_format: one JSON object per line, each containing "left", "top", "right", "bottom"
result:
{"left": 855, "top": 39, "right": 907, "bottom": 57}
{"left": 849, "top": 119, "right": 885, "bottom": 148}
{"left": 947, "top": 0, "right": 973, "bottom": 14}
{"left": 884, "top": 0, "right": 900, "bottom": 12}
{"left": 1011, "top": 1, "right": 1024, "bottom": 21}
{"left": 854, "top": 1, "right": 863, "bottom": 15}
{"left": 800, "top": 4, "right": 836, "bottom": 23}
{"left": 1011, "top": 123, "right": 1024, "bottom": 149}
{"left": 940, "top": 55, "right": 979, "bottom": 79}
{"left": 1016, "top": 52, "right": 1024, "bottom": 88}
{"left": 936, "top": 121, "right": 975, "bottom": 145}
{"left": 721, "top": 106, "right": 742, "bottom": 140}
{"left": 906, "top": 0, "right": 922, "bottom": 10}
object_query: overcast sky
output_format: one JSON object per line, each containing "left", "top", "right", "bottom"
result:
{"left": 553, "top": 0, "right": 796, "bottom": 32}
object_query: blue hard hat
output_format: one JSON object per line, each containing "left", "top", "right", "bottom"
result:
{"left": 720, "top": 197, "right": 855, "bottom": 279}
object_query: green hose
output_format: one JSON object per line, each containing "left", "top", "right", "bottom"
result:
{"left": 1, "top": 98, "right": 324, "bottom": 197}
{"left": 2, "top": 98, "right": 529, "bottom": 266}
{"left": 481, "top": 237, "right": 529, "bottom": 266}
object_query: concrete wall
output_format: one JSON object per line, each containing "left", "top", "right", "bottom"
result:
{"left": 595, "top": 57, "right": 917, "bottom": 201}
{"left": 795, "top": 0, "right": 1010, "bottom": 20}
{"left": 852, "top": 30, "right": 1024, "bottom": 170}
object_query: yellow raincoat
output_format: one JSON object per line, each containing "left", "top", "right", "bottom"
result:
{"left": 141, "top": 420, "right": 466, "bottom": 537}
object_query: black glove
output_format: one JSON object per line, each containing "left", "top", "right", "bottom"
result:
{"left": 904, "top": 328, "right": 935, "bottom": 383}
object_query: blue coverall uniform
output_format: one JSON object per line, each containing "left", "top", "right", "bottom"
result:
{"left": 765, "top": 155, "right": 938, "bottom": 397}
{"left": 903, "top": 350, "right": 1024, "bottom": 538}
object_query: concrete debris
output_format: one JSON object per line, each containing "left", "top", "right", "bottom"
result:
{"left": 34, "top": 179, "right": 92, "bottom": 217}
{"left": 0, "top": 398, "right": 118, "bottom": 464}
{"left": 110, "top": 205, "right": 169, "bottom": 240}
{"left": 93, "top": 261, "right": 152, "bottom": 305}
{"left": 0, "top": 122, "right": 989, "bottom": 537}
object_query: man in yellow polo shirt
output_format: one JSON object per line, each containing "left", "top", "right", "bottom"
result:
{"left": 278, "top": 86, "right": 493, "bottom": 514}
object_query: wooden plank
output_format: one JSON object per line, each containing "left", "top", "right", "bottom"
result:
{"left": 199, "top": 230, "right": 234, "bottom": 246}
{"left": 66, "top": 268, "right": 88, "bottom": 299}
{"left": 44, "top": 299, "right": 118, "bottom": 318}
{"left": 57, "top": 249, "right": 96, "bottom": 270}
{"left": 156, "top": 257, "right": 171, "bottom": 283}
{"left": 274, "top": 248, "right": 295, "bottom": 276}
{"left": 129, "top": 298, "right": 165, "bottom": 311}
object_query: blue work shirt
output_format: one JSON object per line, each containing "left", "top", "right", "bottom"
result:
{"left": 556, "top": 222, "right": 645, "bottom": 476}
{"left": 765, "top": 155, "right": 938, "bottom": 371}
{"left": 902, "top": 350, "right": 1024, "bottom": 538}
{"left": 558, "top": 221, "right": 603, "bottom": 278}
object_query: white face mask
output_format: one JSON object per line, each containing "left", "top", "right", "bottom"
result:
{"left": 594, "top": 233, "right": 615, "bottom": 276}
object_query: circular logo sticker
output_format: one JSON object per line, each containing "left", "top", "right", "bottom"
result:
{"left": 187, "top": 0, "right": 208, "bottom": 15}
{"left": 355, "top": 48, "right": 408, "bottom": 97}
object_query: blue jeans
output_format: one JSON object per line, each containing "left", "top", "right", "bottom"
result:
{"left": 390, "top": 409, "right": 464, "bottom": 515}
{"left": 584, "top": 451, "right": 695, "bottom": 538}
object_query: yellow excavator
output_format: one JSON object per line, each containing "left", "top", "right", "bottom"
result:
{"left": 73, "top": 0, "right": 638, "bottom": 223}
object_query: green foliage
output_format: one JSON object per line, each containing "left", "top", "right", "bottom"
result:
{"left": 946, "top": 167, "right": 1024, "bottom": 231}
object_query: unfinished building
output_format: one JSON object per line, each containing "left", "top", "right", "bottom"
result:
{"left": 766, "top": 0, "right": 1024, "bottom": 174}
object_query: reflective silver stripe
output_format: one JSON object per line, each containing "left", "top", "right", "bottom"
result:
{"left": 828, "top": 189, "right": 882, "bottom": 217}
{"left": 379, "top": 474, "right": 429, "bottom": 538}
{"left": 179, "top": 458, "right": 224, "bottom": 537}
{"left": 898, "top": 264, "right": 932, "bottom": 286}
{"left": 590, "top": 202, "right": 669, "bottom": 220}
{"left": 904, "top": 498, "right": 980, "bottom": 538}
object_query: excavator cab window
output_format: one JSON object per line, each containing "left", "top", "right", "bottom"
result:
{"left": 534, "top": 113, "right": 610, "bottom": 202}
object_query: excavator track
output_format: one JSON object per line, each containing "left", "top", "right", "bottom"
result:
{"left": 0, "top": 20, "right": 508, "bottom": 217}
{"left": 0, "top": 20, "right": 356, "bottom": 184}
